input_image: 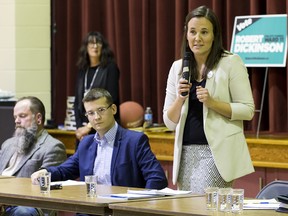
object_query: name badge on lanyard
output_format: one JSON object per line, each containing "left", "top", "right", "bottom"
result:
{"left": 84, "top": 89, "right": 89, "bottom": 97}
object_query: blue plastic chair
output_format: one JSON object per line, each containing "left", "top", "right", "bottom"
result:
{"left": 256, "top": 180, "right": 288, "bottom": 199}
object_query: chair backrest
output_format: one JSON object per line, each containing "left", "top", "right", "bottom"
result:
{"left": 256, "top": 180, "right": 288, "bottom": 199}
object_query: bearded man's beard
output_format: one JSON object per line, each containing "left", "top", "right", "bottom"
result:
{"left": 13, "top": 122, "right": 38, "bottom": 154}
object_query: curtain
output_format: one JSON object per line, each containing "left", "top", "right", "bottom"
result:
{"left": 51, "top": 0, "right": 288, "bottom": 134}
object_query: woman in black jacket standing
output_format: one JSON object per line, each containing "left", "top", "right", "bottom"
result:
{"left": 74, "top": 31, "right": 120, "bottom": 144}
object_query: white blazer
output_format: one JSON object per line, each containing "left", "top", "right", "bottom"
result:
{"left": 163, "top": 54, "right": 255, "bottom": 184}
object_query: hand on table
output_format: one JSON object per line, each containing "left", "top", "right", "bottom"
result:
{"left": 31, "top": 169, "right": 48, "bottom": 185}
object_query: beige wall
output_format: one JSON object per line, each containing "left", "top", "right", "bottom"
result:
{"left": 0, "top": 0, "right": 51, "bottom": 121}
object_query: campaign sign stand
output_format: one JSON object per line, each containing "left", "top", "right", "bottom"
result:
{"left": 230, "top": 14, "right": 287, "bottom": 138}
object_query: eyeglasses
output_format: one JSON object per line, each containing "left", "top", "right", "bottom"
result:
{"left": 88, "top": 42, "right": 102, "bottom": 48}
{"left": 85, "top": 104, "right": 112, "bottom": 117}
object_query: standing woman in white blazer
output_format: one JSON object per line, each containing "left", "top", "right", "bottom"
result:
{"left": 163, "top": 5, "right": 255, "bottom": 193}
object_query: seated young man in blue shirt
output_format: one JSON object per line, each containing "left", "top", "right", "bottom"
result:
{"left": 31, "top": 88, "right": 167, "bottom": 191}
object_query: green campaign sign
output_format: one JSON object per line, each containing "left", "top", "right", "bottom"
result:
{"left": 230, "top": 14, "right": 287, "bottom": 67}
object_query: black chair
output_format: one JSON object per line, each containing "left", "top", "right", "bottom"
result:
{"left": 256, "top": 180, "right": 288, "bottom": 199}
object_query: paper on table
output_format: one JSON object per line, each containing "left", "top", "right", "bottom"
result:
{"left": 98, "top": 193, "right": 163, "bottom": 200}
{"left": 279, "top": 202, "right": 288, "bottom": 208}
{"left": 244, "top": 198, "right": 280, "bottom": 209}
{"left": 98, "top": 187, "right": 192, "bottom": 200}
{"left": 127, "top": 187, "right": 192, "bottom": 196}
{"left": 51, "top": 180, "right": 85, "bottom": 186}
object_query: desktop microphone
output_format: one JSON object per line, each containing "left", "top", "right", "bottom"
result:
{"left": 181, "top": 52, "right": 191, "bottom": 96}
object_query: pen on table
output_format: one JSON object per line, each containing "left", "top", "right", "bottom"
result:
{"left": 248, "top": 201, "right": 275, "bottom": 204}
{"left": 110, "top": 195, "right": 128, "bottom": 198}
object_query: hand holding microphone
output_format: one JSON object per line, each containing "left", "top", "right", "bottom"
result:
{"left": 181, "top": 52, "right": 191, "bottom": 96}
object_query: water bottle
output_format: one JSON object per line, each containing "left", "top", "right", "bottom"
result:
{"left": 144, "top": 107, "right": 153, "bottom": 128}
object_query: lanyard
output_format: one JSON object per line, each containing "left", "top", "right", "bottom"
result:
{"left": 84, "top": 67, "right": 99, "bottom": 96}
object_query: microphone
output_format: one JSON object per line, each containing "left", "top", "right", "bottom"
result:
{"left": 181, "top": 52, "right": 191, "bottom": 96}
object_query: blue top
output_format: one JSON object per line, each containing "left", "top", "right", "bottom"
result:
{"left": 47, "top": 125, "right": 168, "bottom": 189}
